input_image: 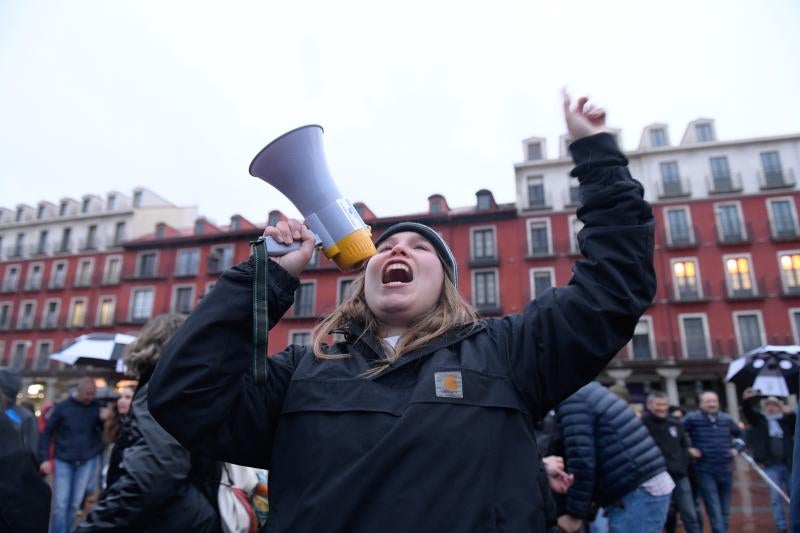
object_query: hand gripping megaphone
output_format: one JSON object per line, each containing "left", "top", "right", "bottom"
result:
{"left": 249, "top": 125, "right": 376, "bottom": 271}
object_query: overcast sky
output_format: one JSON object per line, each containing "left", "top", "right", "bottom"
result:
{"left": 1, "top": 1, "right": 799, "bottom": 225}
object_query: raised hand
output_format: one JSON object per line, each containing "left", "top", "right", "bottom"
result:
{"left": 263, "top": 218, "right": 316, "bottom": 277}
{"left": 562, "top": 89, "right": 607, "bottom": 141}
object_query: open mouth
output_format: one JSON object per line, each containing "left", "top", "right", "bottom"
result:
{"left": 382, "top": 261, "right": 413, "bottom": 285}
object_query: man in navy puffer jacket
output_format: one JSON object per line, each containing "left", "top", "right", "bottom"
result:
{"left": 683, "top": 391, "right": 742, "bottom": 533}
{"left": 555, "top": 381, "right": 673, "bottom": 532}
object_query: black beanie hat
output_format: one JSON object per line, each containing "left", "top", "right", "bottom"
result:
{"left": 374, "top": 222, "right": 458, "bottom": 287}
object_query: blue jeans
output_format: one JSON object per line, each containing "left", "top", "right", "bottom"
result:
{"left": 50, "top": 458, "right": 94, "bottom": 533}
{"left": 606, "top": 485, "right": 671, "bottom": 533}
{"left": 671, "top": 475, "right": 701, "bottom": 533}
{"left": 765, "top": 463, "right": 789, "bottom": 530}
{"left": 696, "top": 471, "right": 732, "bottom": 533}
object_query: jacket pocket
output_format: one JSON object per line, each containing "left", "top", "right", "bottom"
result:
{"left": 281, "top": 378, "right": 411, "bottom": 417}
{"left": 409, "top": 367, "right": 529, "bottom": 415}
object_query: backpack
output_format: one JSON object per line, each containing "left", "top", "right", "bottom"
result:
{"left": 218, "top": 463, "right": 263, "bottom": 533}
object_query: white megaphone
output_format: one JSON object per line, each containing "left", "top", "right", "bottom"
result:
{"left": 249, "top": 125, "right": 376, "bottom": 271}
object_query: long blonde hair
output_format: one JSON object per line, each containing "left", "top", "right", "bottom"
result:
{"left": 311, "top": 260, "right": 479, "bottom": 378}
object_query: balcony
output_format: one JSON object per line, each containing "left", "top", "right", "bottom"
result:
{"left": 0, "top": 282, "right": 18, "bottom": 294}
{"left": 28, "top": 244, "right": 49, "bottom": 257}
{"left": 468, "top": 254, "right": 500, "bottom": 268}
{"left": 778, "top": 276, "right": 800, "bottom": 298}
{"left": 78, "top": 237, "right": 102, "bottom": 252}
{"left": 4, "top": 246, "right": 25, "bottom": 259}
{"left": 706, "top": 173, "right": 743, "bottom": 195}
{"left": 41, "top": 314, "right": 61, "bottom": 330}
{"left": 721, "top": 276, "right": 766, "bottom": 300}
{"left": 715, "top": 222, "right": 752, "bottom": 246}
{"left": 768, "top": 221, "right": 800, "bottom": 242}
{"left": 759, "top": 168, "right": 796, "bottom": 190}
{"left": 656, "top": 177, "right": 692, "bottom": 199}
{"left": 16, "top": 317, "right": 35, "bottom": 331}
{"left": 666, "top": 280, "right": 712, "bottom": 303}
{"left": 123, "top": 266, "right": 167, "bottom": 281}
{"left": 523, "top": 190, "right": 553, "bottom": 212}
{"left": 564, "top": 187, "right": 582, "bottom": 208}
{"left": 52, "top": 240, "right": 73, "bottom": 255}
{"left": 663, "top": 226, "right": 699, "bottom": 249}
{"left": 23, "top": 280, "right": 43, "bottom": 292}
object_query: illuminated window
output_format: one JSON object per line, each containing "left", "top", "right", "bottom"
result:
{"left": 780, "top": 253, "right": 800, "bottom": 293}
{"left": 725, "top": 257, "right": 753, "bottom": 294}
{"left": 672, "top": 260, "right": 699, "bottom": 299}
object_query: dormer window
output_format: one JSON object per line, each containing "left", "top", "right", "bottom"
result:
{"left": 230, "top": 217, "right": 240, "bottom": 231}
{"left": 430, "top": 201, "right": 442, "bottom": 213}
{"left": 650, "top": 128, "right": 667, "bottom": 147}
{"left": 15, "top": 207, "right": 23, "bottom": 222}
{"left": 477, "top": 194, "right": 491, "bottom": 210}
{"left": 59, "top": 202, "right": 68, "bottom": 216}
{"left": 696, "top": 123, "right": 713, "bottom": 142}
{"left": 37, "top": 205, "right": 46, "bottom": 220}
{"left": 82, "top": 198, "right": 91, "bottom": 213}
{"left": 194, "top": 220, "right": 204, "bottom": 235}
{"left": 527, "top": 142, "right": 542, "bottom": 161}
{"left": 107, "top": 195, "right": 116, "bottom": 210}
{"left": 133, "top": 191, "right": 143, "bottom": 207}
{"left": 155, "top": 224, "right": 166, "bottom": 239}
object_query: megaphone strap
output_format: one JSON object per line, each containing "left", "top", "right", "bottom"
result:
{"left": 250, "top": 236, "right": 270, "bottom": 385}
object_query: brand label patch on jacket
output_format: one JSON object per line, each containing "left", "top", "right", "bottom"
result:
{"left": 435, "top": 371, "right": 463, "bottom": 399}
{"left": 669, "top": 426, "right": 678, "bottom": 438}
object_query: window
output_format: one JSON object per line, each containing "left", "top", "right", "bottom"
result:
{"left": 695, "top": 123, "right": 713, "bottom": 142}
{"left": 476, "top": 194, "right": 491, "bottom": 210}
{"left": 649, "top": 128, "right": 667, "bottom": 147}
{"left": 769, "top": 199, "right": 798, "bottom": 238}
{"left": 194, "top": 221, "right": 204, "bottom": 235}
{"left": 230, "top": 217, "right": 241, "bottom": 231}
{"left": 11, "top": 342, "right": 28, "bottom": 370}
{"left": 569, "top": 216, "right": 584, "bottom": 254}
{"left": 42, "top": 300, "right": 59, "bottom": 329}
{"left": 0, "top": 303, "right": 12, "bottom": 330}
{"left": 672, "top": 259, "right": 700, "bottom": 300}
{"left": 715, "top": 203, "right": 743, "bottom": 242}
{"left": 107, "top": 195, "right": 116, "bottom": 210}
{"left": 37, "top": 204, "right": 46, "bottom": 219}
{"left": 791, "top": 309, "right": 800, "bottom": 344}
{"left": 103, "top": 257, "right": 121, "bottom": 285}
{"left": 735, "top": 312, "right": 764, "bottom": 353}
{"left": 133, "top": 191, "right": 143, "bottom": 207}
{"left": 36, "top": 230, "right": 48, "bottom": 254}
{"left": 293, "top": 283, "right": 315, "bottom": 316}
{"left": 113, "top": 222, "right": 126, "bottom": 245}
{"left": 527, "top": 142, "right": 543, "bottom": 161}
{"left": 567, "top": 185, "right": 581, "bottom": 207}
{"left": 59, "top": 201, "right": 68, "bottom": 216}
{"left": 75, "top": 259, "right": 93, "bottom": 287}
{"left": 338, "top": 278, "right": 355, "bottom": 305}
{"left": 96, "top": 297, "right": 115, "bottom": 326}
{"left": 429, "top": 201, "right": 441, "bottom": 214}
{"left": 660, "top": 162, "right": 682, "bottom": 196}
{"left": 17, "top": 301, "right": 35, "bottom": 329}
{"left": 761, "top": 151, "right": 784, "bottom": 186}
{"left": 779, "top": 252, "right": 800, "bottom": 295}
{"left": 471, "top": 228, "right": 496, "bottom": 260}
{"left": 82, "top": 198, "right": 91, "bottom": 213}
{"left": 2, "top": 266, "right": 20, "bottom": 292}
{"left": 24, "top": 264, "right": 42, "bottom": 291}
{"left": 60, "top": 227, "right": 72, "bottom": 252}
{"left": 631, "top": 318, "right": 654, "bottom": 360}
{"left": 527, "top": 219, "right": 551, "bottom": 257}
{"left": 176, "top": 249, "right": 200, "bottom": 276}
{"left": 155, "top": 225, "right": 166, "bottom": 239}
{"left": 173, "top": 286, "right": 195, "bottom": 314}
{"left": 724, "top": 256, "right": 754, "bottom": 297}
{"left": 473, "top": 270, "right": 498, "bottom": 309}
{"left": 50, "top": 261, "right": 67, "bottom": 289}
{"left": 208, "top": 245, "right": 234, "bottom": 273}
{"left": 131, "top": 288, "right": 155, "bottom": 321}
{"left": 290, "top": 331, "right": 312, "bottom": 345}
{"left": 666, "top": 208, "right": 692, "bottom": 246}
{"left": 137, "top": 252, "right": 158, "bottom": 277}
{"left": 530, "top": 268, "right": 553, "bottom": 299}
{"left": 68, "top": 298, "right": 87, "bottom": 328}
{"left": 681, "top": 315, "right": 709, "bottom": 359}
{"left": 526, "top": 176, "right": 547, "bottom": 208}
{"left": 15, "top": 207, "right": 23, "bottom": 222}
{"left": 85, "top": 225, "right": 98, "bottom": 249}
{"left": 709, "top": 156, "right": 732, "bottom": 191}
{"left": 14, "top": 233, "right": 25, "bottom": 256}
{"left": 34, "top": 341, "right": 52, "bottom": 370}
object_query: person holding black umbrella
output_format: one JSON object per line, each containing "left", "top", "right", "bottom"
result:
{"left": 742, "top": 387, "right": 795, "bottom": 533}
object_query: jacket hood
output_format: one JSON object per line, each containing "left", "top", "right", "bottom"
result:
{"left": 0, "top": 367, "right": 22, "bottom": 400}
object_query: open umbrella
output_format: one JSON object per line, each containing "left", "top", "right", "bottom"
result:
{"left": 50, "top": 333, "right": 136, "bottom": 368}
{"left": 725, "top": 345, "right": 800, "bottom": 397}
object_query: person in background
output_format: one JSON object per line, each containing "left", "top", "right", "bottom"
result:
{"left": 742, "top": 387, "right": 795, "bottom": 533}
{"left": 39, "top": 377, "right": 103, "bottom": 533}
{"left": 76, "top": 314, "right": 220, "bottom": 532}
{"left": 642, "top": 391, "right": 700, "bottom": 533}
{"left": 555, "top": 382, "right": 673, "bottom": 533}
{"left": 0, "top": 367, "right": 39, "bottom": 455}
{"left": 102, "top": 385, "right": 135, "bottom": 490}
{"left": 682, "top": 390, "right": 742, "bottom": 533}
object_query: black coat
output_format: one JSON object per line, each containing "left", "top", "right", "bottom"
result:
{"left": 76, "top": 382, "right": 220, "bottom": 533}
{"left": 103, "top": 415, "right": 136, "bottom": 492}
{"left": 149, "top": 132, "right": 656, "bottom": 533}
{"left": 556, "top": 383, "right": 667, "bottom": 519}
{"left": 641, "top": 411, "right": 691, "bottom": 479}
{"left": 742, "top": 399, "right": 795, "bottom": 467}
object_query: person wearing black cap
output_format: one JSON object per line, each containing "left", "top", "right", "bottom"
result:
{"left": 148, "top": 92, "right": 656, "bottom": 533}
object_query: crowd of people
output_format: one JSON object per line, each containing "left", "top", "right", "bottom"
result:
{"left": 0, "top": 93, "right": 796, "bottom": 532}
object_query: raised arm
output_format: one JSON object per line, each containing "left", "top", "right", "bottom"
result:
{"left": 493, "top": 93, "right": 656, "bottom": 418}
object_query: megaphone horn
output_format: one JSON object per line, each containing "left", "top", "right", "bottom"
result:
{"left": 249, "top": 125, "right": 376, "bottom": 271}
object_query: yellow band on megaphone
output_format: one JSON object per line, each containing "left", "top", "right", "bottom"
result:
{"left": 323, "top": 227, "right": 376, "bottom": 271}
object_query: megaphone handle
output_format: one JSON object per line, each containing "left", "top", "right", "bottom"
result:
{"left": 263, "top": 236, "right": 302, "bottom": 256}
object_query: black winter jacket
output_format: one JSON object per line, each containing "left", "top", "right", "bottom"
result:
{"left": 556, "top": 382, "right": 667, "bottom": 519}
{"left": 149, "top": 133, "right": 656, "bottom": 533}
{"left": 742, "top": 399, "right": 795, "bottom": 467}
{"left": 76, "top": 382, "right": 220, "bottom": 533}
{"left": 641, "top": 411, "right": 691, "bottom": 478}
